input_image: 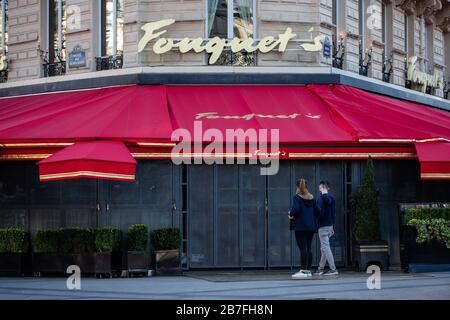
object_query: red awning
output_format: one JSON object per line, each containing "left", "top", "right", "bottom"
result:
{"left": 1, "top": 84, "right": 450, "bottom": 180}
{"left": 307, "top": 84, "right": 450, "bottom": 142}
{"left": 415, "top": 142, "right": 450, "bottom": 180}
{"left": 0, "top": 85, "right": 172, "bottom": 143}
{"left": 166, "top": 85, "right": 357, "bottom": 144}
{"left": 37, "top": 141, "right": 137, "bottom": 182}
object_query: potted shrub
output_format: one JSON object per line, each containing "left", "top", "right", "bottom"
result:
{"left": 0, "top": 228, "right": 29, "bottom": 276}
{"left": 400, "top": 207, "right": 450, "bottom": 272}
{"left": 352, "top": 157, "right": 389, "bottom": 271}
{"left": 92, "top": 227, "right": 122, "bottom": 277}
{"left": 151, "top": 228, "right": 182, "bottom": 275}
{"left": 127, "top": 224, "right": 149, "bottom": 276}
{"left": 33, "top": 227, "right": 122, "bottom": 277}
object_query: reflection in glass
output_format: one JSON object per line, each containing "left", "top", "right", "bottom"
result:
{"left": 233, "top": 0, "right": 253, "bottom": 38}
{"left": 104, "top": 0, "right": 124, "bottom": 56}
{"left": 50, "top": 0, "right": 66, "bottom": 62}
{"left": 207, "top": 0, "right": 255, "bottom": 66}
{"left": 208, "top": 0, "right": 227, "bottom": 38}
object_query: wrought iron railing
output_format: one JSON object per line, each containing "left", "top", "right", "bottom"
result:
{"left": 209, "top": 49, "right": 257, "bottom": 66}
{"left": 359, "top": 41, "right": 372, "bottom": 77}
{"left": 332, "top": 37, "right": 345, "bottom": 70}
{"left": 0, "top": 70, "right": 7, "bottom": 83}
{"left": 95, "top": 54, "right": 123, "bottom": 71}
{"left": 444, "top": 79, "right": 450, "bottom": 100}
{"left": 38, "top": 46, "right": 66, "bottom": 77}
{"left": 43, "top": 60, "right": 66, "bottom": 77}
{"left": 382, "top": 53, "right": 393, "bottom": 83}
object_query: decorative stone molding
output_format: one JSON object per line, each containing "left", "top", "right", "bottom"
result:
{"left": 417, "top": 0, "right": 443, "bottom": 24}
{"left": 395, "top": 0, "right": 416, "bottom": 15}
{"left": 436, "top": 2, "right": 450, "bottom": 33}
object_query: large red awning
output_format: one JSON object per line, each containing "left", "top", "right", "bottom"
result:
{"left": 1, "top": 84, "right": 450, "bottom": 181}
{"left": 37, "top": 141, "right": 137, "bottom": 182}
{"left": 414, "top": 142, "right": 450, "bottom": 180}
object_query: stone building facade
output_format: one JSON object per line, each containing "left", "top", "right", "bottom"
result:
{"left": 0, "top": 0, "right": 449, "bottom": 99}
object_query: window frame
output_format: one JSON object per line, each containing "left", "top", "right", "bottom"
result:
{"left": 100, "top": 0, "right": 123, "bottom": 56}
{"left": 48, "top": 0, "right": 65, "bottom": 63}
{"left": 205, "top": 0, "right": 257, "bottom": 39}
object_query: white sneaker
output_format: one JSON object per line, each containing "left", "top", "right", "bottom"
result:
{"left": 292, "top": 270, "right": 311, "bottom": 279}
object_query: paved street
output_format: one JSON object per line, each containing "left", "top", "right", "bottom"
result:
{"left": 0, "top": 271, "right": 449, "bottom": 300}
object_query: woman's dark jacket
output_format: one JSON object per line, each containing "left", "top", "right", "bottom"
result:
{"left": 289, "top": 193, "right": 320, "bottom": 232}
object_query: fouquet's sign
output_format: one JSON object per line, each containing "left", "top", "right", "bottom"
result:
{"left": 407, "top": 56, "right": 444, "bottom": 91}
{"left": 138, "top": 19, "right": 298, "bottom": 64}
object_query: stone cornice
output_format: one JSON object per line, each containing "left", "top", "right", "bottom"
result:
{"left": 395, "top": 0, "right": 417, "bottom": 15}
{"left": 416, "top": 0, "right": 444, "bottom": 24}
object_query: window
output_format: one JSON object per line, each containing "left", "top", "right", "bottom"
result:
{"left": 381, "top": 2, "right": 386, "bottom": 51}
{"left": 404, "top": 13, "right": 408, "bottom": 53}
{"left": 101, "top": 0, "right": 124, "bottom": 56}
{"left": 207, "top": 0, "right": 255, "bottom": 65}
{"left": 332, "top": 0, "right": 338, "bottom": 44}
{"left": 207, "top": 0, "right": 254, "bottom": 39}
{"left": 358, "top": 0, "right": 364, "bottom": 43}
{"left": 0, "top": 0, "right": 8, "bottom": 54}
{"left": 49, "top": 0, "right": 66, "bottom": 63}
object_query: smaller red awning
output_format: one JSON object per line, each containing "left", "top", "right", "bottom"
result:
{"left": 37, "top": 141, "right": 136, "bottom": 182}
{"left": 415, "top": 142, "right": 450, "bottom": 180}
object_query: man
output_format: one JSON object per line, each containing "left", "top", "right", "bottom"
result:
{"left": 316, "top": 180, "right": 338, "bottom": 276}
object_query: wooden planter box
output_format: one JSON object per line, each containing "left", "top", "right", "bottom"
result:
{"left": 155, "top": 249, "right": 181, "bottom": 275}
{"left": 0, "top": 253, "right": 30, "bottom": 276}
{"left": 400, "top": 225, "right": 450, "bottom": 270}
{"left": 32, "top": 252, "right": 122, "bottom": 277}
{"left": 127, "top": 251, "right": 149, "bottom": 276}
{"left": 353, "top": 241, "right": 389, "bottom": 271}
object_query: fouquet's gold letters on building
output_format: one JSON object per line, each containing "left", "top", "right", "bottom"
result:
{"left": 137, "top": 19, "right": 297, "bottom": 64}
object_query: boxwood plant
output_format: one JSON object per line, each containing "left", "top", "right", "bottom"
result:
{"left": 128, "top": 224, "right": 148, "bottom": 251}
{"left": 0, "top": 228, "right": 29, "bottom": 253}
{"left": 151, "top": 228, "right": 181, "bottom": 251}
{"left": 34, "top": 227, "right": 122, "bottom": 253}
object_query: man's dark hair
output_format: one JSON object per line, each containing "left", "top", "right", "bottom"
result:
{"left": 319, "top": 180, "right": 330, "bottom": 190}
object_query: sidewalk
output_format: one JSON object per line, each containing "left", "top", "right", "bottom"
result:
{"left": 0, "top": 271, "right": 449, "bottom": 300}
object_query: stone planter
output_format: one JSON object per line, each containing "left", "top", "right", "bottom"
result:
{"left": 353, "top": 240, "right": 389, "bottom": 271}
{"left": 400, "top": 225, "right": 450, "bottom": 271}
{"left": 0, "top": 253, "right": 30, "bottom": 276}
{"left": 155, "top": 249, "right": 181, "bottom": 275}
{"left": 127, "top": 251, "right": 149, "bottom": 276}
{"left": 32, "top": 252, "right": 122, "bottom": 277}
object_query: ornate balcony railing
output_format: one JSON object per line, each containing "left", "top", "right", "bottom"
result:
{"left": 359, "top": 41, "right": 372, "bottom": 77}
{"left": 444, "top": 79, "right": 450, "bottom": 100}
{"left": 332, "top": 36, "right": 345, "bottom": 70}
{"left": 0, "top": 70, "right": 7, "bottom": 83}
{"left": 43, "top": 60, "right": 66, "bottom": 77}
{"left": 38, "top": 46, "right": 66, "bottom": 78}
{"left": 209, "top": 49, "right": 257, "bottom": 66}
{"left": 95, "top": 54, "right": 123, "bottom": 71}
{"left": 382, "top": 53, "right": 393, "bottom": 83}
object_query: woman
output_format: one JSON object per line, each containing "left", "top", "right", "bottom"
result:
{"left": 289, "top": 178, "right": 320, "bottom": 279}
